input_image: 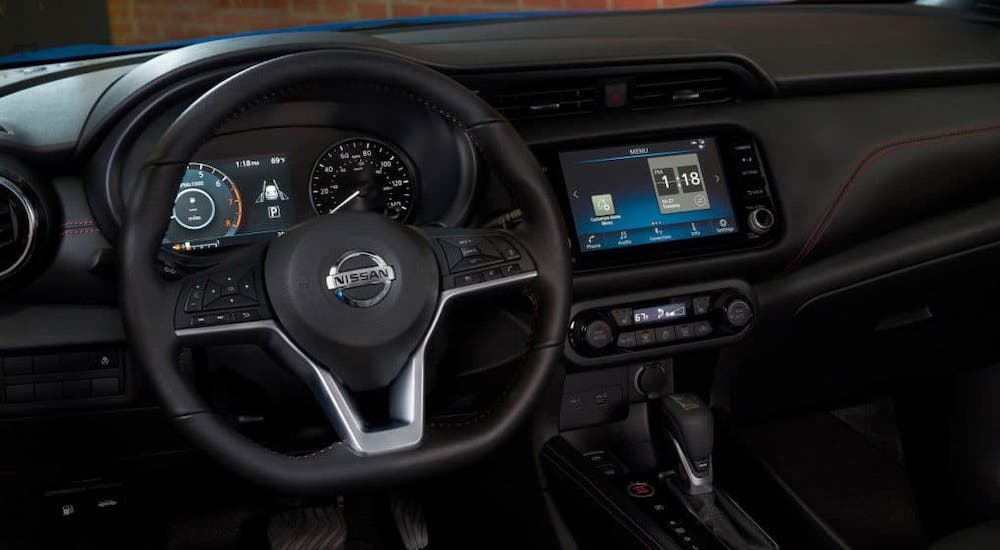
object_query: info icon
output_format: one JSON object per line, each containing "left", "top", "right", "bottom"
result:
{"left": 591, "top": 194, "right": 616, "bottom": 216}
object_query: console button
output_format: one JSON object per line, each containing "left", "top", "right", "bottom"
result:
{"left": 5, "top": 384, "right": 34, "bottom": 403}
{"left": 693, "top": 321, "right": 713, "bottom": 337}
{"left": 676, "top": 324, "right": 695, "bottom": 340}
{"left": 692, "top": 296, "right": 712, "bottom": 316}
{"left": 655, "top": 326, "right": 676, "bottom": 343}
{"left": 584, "top": 320, "right": 614, "bottom": 350}
{"left": 90, "top": 350, "right": 118, "bottom": 370}
{"left": 636, "top": 329, "right": 656, "bottom": 347}
{"left": 60, "top": 352, "right": 91, "bottom": 371}
{"left": 33, "top": 354, "right": 61, "bottom": 374}
{"left": 627, "top": 481, "right": 656, "bottom": 499}
{"left": 617, "top": 331, "right": 637, "bottom": 348}
{"left": 63, "top": 380, "right": 92, "bottom": 399}
{"left": 610, "top": 308, "right": 633, "bottom": 327}
{"left": 3, "top": 356, "right": 32, "bottom": 376}
{"left": 35, "top": 382, "right": 62, "bottom": 401}
{"left": 92, "top": 377, "right": 120, "bottom": 397}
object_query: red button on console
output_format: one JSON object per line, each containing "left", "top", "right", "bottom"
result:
{"left": 627, "top": 481, "right": 656, "bottom": 498}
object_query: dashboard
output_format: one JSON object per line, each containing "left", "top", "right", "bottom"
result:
{"left": 0, "top": 4, "right": 999, "bottom": 432}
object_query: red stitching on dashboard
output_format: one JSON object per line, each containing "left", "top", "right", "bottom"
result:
{"left": 783, "top": 122, "right": 1000, "bottom": 274}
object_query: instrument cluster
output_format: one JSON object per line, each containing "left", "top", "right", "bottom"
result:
{"left": 163, "top": 137, "right": 419, "bottom": 253}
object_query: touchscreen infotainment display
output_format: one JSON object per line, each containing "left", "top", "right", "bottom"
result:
{"left": 559, "top": 137, "right": 737, "bottom": 253}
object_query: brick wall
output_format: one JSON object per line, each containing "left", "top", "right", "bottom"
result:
{"left": 107, "top": 0, "right": 707, "bottom": 45}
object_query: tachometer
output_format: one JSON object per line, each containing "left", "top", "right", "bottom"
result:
{"left": 163, "top": 162, "right": 243, "bottom": 251}
{"left": 309, "top": 138, "right": 416, "bottom": 221}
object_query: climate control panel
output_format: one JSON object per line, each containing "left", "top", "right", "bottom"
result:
{"left": 568, "top": 284, "right": 755, "bottom": 361}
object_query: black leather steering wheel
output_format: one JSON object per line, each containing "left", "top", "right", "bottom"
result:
{"left": 119, "top": 49, "right": 570, "bottom": 494}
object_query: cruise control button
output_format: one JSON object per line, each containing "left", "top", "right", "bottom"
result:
{"left": 460, "top": 245, "right": 481, "bottom": 257}
{"left": 452, "top": 255, "right": 499, "bottom": 272}
{"left": 491, "top": 237, "right": 521, "bottom": 261}
{"left": 454, "top": 272, "right": 484, "bottom": 287}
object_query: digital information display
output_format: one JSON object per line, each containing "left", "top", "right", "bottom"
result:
{"left": 559, "top": 137, "right": 737, "bottom": 253}
{"left": 164, "top": 154, "right": 296, "bottom": 252}
{"left": 633, "top": 302, "right": 688, "bottom": 325}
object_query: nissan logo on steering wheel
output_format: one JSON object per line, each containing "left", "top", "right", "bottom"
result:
{"left": 325, "top": 251, "right": 397, "bottom": 308}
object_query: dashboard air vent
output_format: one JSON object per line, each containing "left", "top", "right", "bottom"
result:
{"left": 0, "top": 176, "right": 38, "bottom": 282}
{"left": 466, "top": 66, "right": 751, "bottom": 121}
{"left": 631, "top": 71, "right": 736, "bottom": 110}
{"left": 475, "top": 79, "right": 598, "bottom": 120}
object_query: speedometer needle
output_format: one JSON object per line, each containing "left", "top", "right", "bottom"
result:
{"left": 329, "top": 190, "right": 360, "bottom": 214}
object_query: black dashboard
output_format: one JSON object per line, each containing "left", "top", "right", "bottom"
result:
{"left": 2, "top": 4, "right": 1000, "bottom": 434}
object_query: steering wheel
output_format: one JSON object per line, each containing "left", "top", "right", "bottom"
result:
{"left": 119, "top": 49, "right": 571, "bottom": 494}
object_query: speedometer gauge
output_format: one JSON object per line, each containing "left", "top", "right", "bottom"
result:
{"left": 163, "top": 162, "right": 243, "bottom": 251}
{"left": 310, "top": 138, "right": 416, "bottom": 221}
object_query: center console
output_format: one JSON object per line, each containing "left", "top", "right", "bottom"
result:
{"left": 538, "top": 128, "right": 779, "bottom": 271}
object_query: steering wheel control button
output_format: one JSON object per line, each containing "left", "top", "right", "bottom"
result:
{"left": 482, "top": 267, "right": 503, "bottom": 281}
{"left": 627, "top": 481, "right": 656, "bottom": 499}
{"left": 500, "top": 263, "right": 521, "bottom": 276}
{"left": 203, "top": 281, "right": 222, "bottom": 306}
{"left": 491, "top": 237, "right": 521, "bottom": 261}
{"left": 455, "top": 272, "right": 484, "bottom": 287}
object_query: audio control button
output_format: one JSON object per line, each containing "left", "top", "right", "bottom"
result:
{"left": 748, "top": 207, "right": 775, "bottom": 234}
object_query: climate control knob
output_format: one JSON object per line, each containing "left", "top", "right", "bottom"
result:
{"left": 724, "top": 298, "right": 753, "bottom": 328}
{"left": 583, "top": 318, "right": 614, "bottom": 350}
{"left": 748, "top": 207, "right": 775, "bottom": 235}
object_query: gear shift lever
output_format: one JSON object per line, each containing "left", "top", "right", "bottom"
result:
{"left": 659, "top": 393, "right": 714, "bottom": 495}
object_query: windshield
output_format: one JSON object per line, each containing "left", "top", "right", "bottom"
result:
{"left": 3, "top": 0, "right": 727, "bottom": 64}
